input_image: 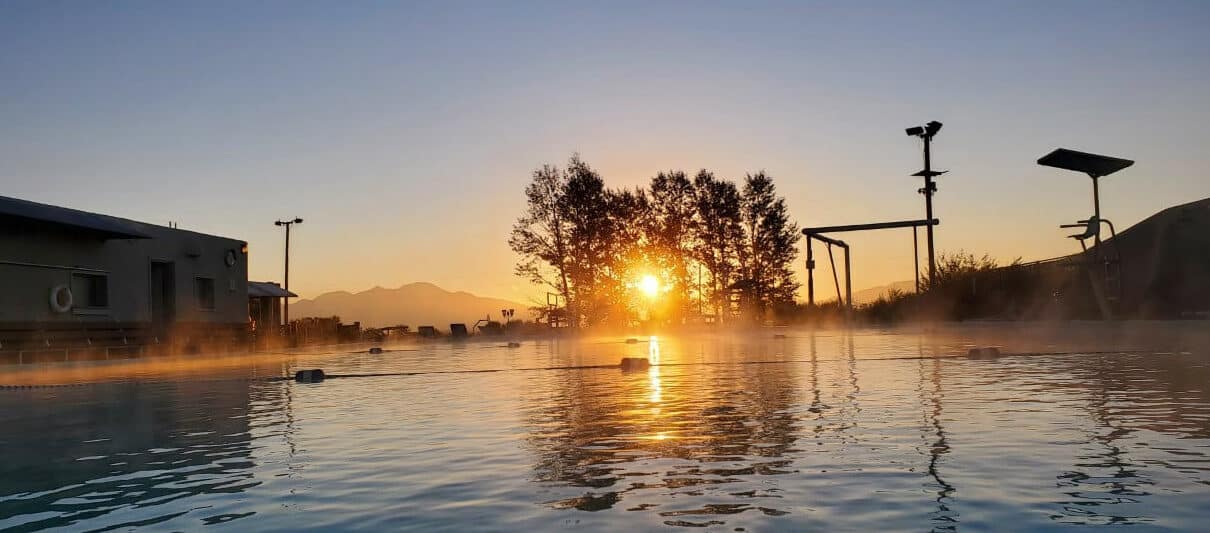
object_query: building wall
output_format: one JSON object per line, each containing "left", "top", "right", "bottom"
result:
{"left": 0, "top": 221, "right": 248, "bottom": 326}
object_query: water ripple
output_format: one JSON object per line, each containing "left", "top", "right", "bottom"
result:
{"left": 0, "top": 324, "right": 1208, "bottom": 530}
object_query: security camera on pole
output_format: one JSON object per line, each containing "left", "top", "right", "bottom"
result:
{"left": 905, "top": 121, "right": 945, "bottom": 286}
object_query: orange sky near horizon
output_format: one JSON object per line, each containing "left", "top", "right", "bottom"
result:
{"left": 3, "top": 3, "right": 1208, "bottom": 305}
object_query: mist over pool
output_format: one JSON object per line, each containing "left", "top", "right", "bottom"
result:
{"left": 2, "top": 323, "right": 1209, "bottom": 531}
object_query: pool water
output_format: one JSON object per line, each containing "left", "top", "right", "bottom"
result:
{"left": 1, "top": 323, "right": 1209, "bottom": 531}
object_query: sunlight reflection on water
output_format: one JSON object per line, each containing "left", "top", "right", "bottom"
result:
{"left": 1, "top": 323, "right": 1209, "bottom": 531}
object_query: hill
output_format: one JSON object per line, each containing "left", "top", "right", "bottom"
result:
{"left": 290, "top": 282, "right": 531, "bottom": 328}
{"left": 1083, "top": 196, "right": 1210, "bottom": 316}
{"left": 817, "top": 280, "right": 918, "bottom": 306}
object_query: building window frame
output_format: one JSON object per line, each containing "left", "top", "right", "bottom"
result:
{"left": 195, "top": 276, "right": 217, "bottom": 311}
{"left": 70, "top": 272, "right": 110, "bottom": 315}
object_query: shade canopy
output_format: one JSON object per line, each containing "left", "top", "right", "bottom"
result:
{"left": 1037, "top": 148, "right": 1134, "bottom": 178}
{"left": 248, "top": 281, "right": 297, "bottom": 298}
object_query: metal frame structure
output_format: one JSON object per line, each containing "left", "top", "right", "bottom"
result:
{"left": 1038, "top": 148, "right": 1134, "bottom": 319}
{"left": 803, "top": 218, "right": 939, "bottom": 315}
{"left": 1037, "top": 148, "right": 1133, "bottom": 249}
{"left": 545, "top": 292, "right": 567, "bottom": 328}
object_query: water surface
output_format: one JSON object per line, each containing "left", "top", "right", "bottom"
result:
{"left": 2, "top": 323, "right": 1209, "bottom": 531}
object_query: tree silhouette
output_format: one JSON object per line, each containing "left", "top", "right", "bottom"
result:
{"left": 510, "top": 163, "right": 575, "bottom": 326}
{"left": 647, "top": 171, "right": 697, "bottom": 316}
{"left": 740, "top": 171, "right": 800, "bottom": 318}
{"left": 513, "top": 155, "right": 801, "bottom": 327}
{"left": 690, "top": 170, "right": 745, "bottom": 321}
{"left": 560, "top": 155, "right": 615, "bottom": 326}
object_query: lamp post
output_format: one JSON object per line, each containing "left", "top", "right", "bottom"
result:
{"left": 274, "top": 217, "right": 303, "bottom": 326}
{"left": 906, "top": 120, "right": 945, "bottom": 285}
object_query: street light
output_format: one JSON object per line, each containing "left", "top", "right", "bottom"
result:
{"left": 906, "top": 120, "right": 946, "bottom": 285}
{"left": 274, "top": 217, "right": 303, "bottom": 326}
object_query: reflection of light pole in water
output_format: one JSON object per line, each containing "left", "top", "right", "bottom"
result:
{"left": 1085, "top": 360, "right": 1142, "bottom": 501}
{"left": 808, "top": 333, "right": 823, "bottom": 439}
{"left": 918, "top": 340, "right": 957, "bottom": 527}
{"left": 274, "top": 217, "right": 303, "bottom": 326}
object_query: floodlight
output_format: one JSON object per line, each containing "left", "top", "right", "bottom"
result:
{"left": 905, "top": 126, "right": 924, "bottom": 136}
{"left": 925, "top": 121, "right": 943, "bottom": 136}
{"left": 274, "top": 220, "right": 283, "bottom": 226}
{"left": 294, "top": 218, "right": 304, "bottom": 224}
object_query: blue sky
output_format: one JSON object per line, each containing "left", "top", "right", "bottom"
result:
{"left": 3, "top": 1, "right": 1208, "bottom": 302}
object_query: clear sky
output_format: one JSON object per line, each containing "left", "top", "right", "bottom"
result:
{"left": 3, "top": 1, "right": 1208, "bottom": 304}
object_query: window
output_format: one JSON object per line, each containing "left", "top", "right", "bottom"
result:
{"left": 71, "top": 273, "right": 109, "bottom": 308}
{"left": 195, "top": 277, "right": 216, "bottom": 310}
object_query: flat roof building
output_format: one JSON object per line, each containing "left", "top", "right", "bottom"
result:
{"left": 0, "top": 195, "right": 249, "bottom": 362}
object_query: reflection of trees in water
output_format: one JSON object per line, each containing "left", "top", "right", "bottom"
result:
{"left": 525, "top": 335, "right": 1210, "bottom": 525}
{"left": 522, "top": 337, "right": 802, "bottom": 516}
{"left": 0, "top": 370, "right": 286, "bottom": 530}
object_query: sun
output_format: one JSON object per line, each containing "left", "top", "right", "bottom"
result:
{"left": 638, "top": 274, "right": 660, "bottom": 299}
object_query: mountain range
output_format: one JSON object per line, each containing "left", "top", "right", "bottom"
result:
{"left": 289, "top": 282, "right": 531, "bottom": 328}
{"left": 815, "top": 279, "right": 919, "bottom": 306}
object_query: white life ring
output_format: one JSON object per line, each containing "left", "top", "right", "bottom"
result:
{"left": 50, "top": 285, "right": 73, "bottom": 313}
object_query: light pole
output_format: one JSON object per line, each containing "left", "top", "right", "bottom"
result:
{"left": 906, "top": 121, "right": 945, "bottom": 285}
{"left": 275, "top": 217, "right": 303, "bottom": 326}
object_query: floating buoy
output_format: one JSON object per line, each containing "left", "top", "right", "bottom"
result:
{"left": 295, "top": 369, "right": 326, "bottom": 383}
{"left": 369, "top": 347, "right": 383, "bottom": 354}
{"left": 625, "top": 338, "right": 639, "bottom": 344}
{"left": 507, "top": 342, "right": 521, "bottom": 348}
{"left": 967, "top": 347, "right": 1001, "bottom": 359}
{"left": 620, "top": 357, "right": 650, "bottom": 370}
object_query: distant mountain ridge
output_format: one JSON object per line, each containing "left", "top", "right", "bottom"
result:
{"left": 290, "top": 282, "right": 531, "bottom": 328}
{"left": 817, "top": 280, "right": 918, "bottom": 306}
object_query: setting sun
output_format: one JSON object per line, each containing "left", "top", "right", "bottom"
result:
{"left": 638, "top": 274, "right": 661, "bottom": 299}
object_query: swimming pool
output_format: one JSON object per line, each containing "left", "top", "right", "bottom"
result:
{"left": 1, "top": 323, "right": 1208, "bottom": 531}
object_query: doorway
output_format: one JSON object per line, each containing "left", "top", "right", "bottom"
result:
{"left": 149, "top": 261, "right": 175, "bottom": 326}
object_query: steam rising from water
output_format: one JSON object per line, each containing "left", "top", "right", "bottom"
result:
{"left": 1, "top": 323, "right": 1209, "bottom": 530}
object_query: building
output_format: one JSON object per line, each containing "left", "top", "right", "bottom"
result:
{"left": 248, "top": 280, "right": 294, "bottom": 341}
{"left": 0, "top": 195, "right": 249, "bottom": 362}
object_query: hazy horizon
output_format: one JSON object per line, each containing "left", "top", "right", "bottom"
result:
{"left": 4, "top": 1, "right": 1209, "bottom": 301}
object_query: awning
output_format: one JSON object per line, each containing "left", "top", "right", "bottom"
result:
{"left": 0, "top": 195, "right": 151, "bottom": 239}
{"left": 248, "top": 281, "right": 297, "bottom": 298}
